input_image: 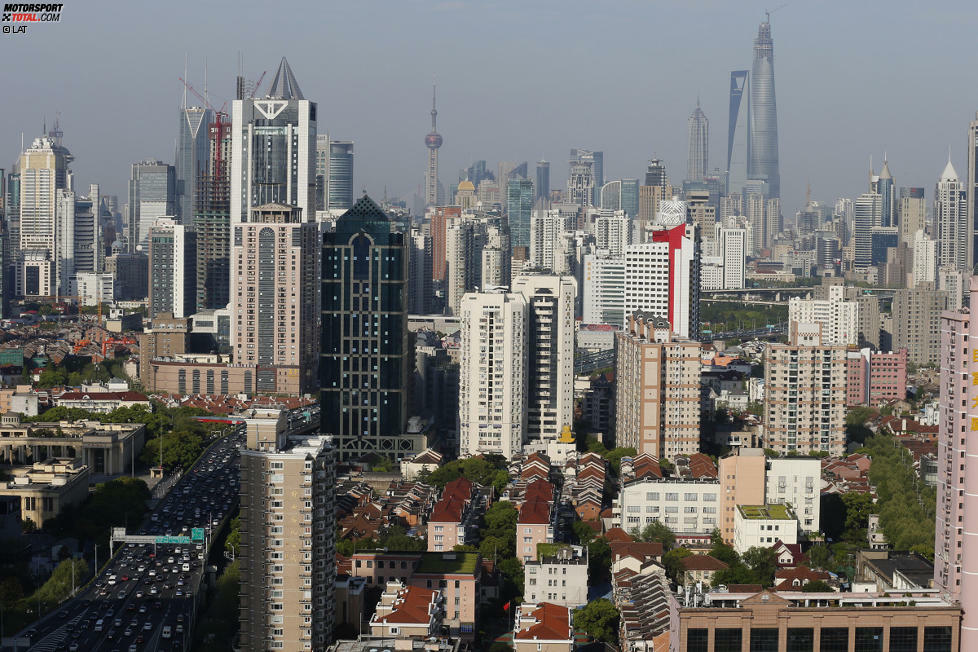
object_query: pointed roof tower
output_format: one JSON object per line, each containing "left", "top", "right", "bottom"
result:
{"left": 941, "top": 155, "right": 958, "bottom": 182}
{"left": 267, "top": 57, "right": 304, "bottom": 100}
{"left": 880, "top": 157, "right": 892, "bottom": 180}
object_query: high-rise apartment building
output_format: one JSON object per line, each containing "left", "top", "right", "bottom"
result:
{"left": 615, "top": 314, "right": 701, "bottom": 457}
{"left": 687, "top": 101, "right": 709, "bottom": 183}
{"left": 231, "top": 58, "right": 316, "bottom": 225}
{"left": 238, "top": 408, "right": 335, "bottom": 651}
{"left": 913, "top": 229, "right": 938, "bottom": 285}
{"left": 935, "top": 158, "right": 968, "bottom": 272}
{"left": 727, "top": 70, "right": 749, "bottom": 195}
{"left": 686, "top": 189, "right": 716, "bottom": 244}
{"left": 623, "top": 223, "right": 700, "bottom": 338}
{"left": 445, "top": 218, "right": 474, "bottom": 315}
{"left": 530, "top": 209, "right": 572, "bottom": 272}
{"left": 877, "top": 159, "right": 895, "bottom": 227}
{"left": 127, "top": 160, "right": 176, "bottom": 253}
{"left": 508, "top": 178, "right": 534, "bottom": 248}
{"left": 147, "top": 217, "right": 196, "bottom": 319}
{"left": 230, "top": 204, "right": 319, "bottom": 396}
{"left": 763, "top": 323, "right": 846, "bottom": 456}
{"left": 968, "top": 115, "right": 978, "bottom": 270}
{"left": 933, "top": 280, "right": 978, "bottom": 652}
{"left": 748, "top": 18, "right": 780, "bottom": 198}
{"left": 458, "top": 289, "right": 528, "bottom": 459}
{"left": 321, "top": 196, "right": 409, "bottom": 460}
{"left": 593, "top": 210, "right": 631, "bottom": 258}
{"left": 788, "top": 284, "right": 858, "bottom": 346}
{"left": 718, "top": 223, "right": 746, "bottom": 289}
{"left": 408, "top": 228, "right": 433, "bottom": 314}
{"left": 429, "top": 205, "right": 460, "bottom": 283}
{"left": 582, "top": 255, "right": 626, "bottom": 326}
{"left": 175, "top": 103, "right": 212, "bottom": 223}
{"left": 892, "top": 282, "right": 949, "bottom": 366}
{"left": 424, "top": 86, "right": 443, "bottom": 207}
{"left": 512, "top": 274, "right": 577, "bottom": 447}
{"left": 18, "top": 135, "right": 73, "bottom": 297}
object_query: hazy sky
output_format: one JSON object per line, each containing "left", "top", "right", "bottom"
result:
{"left": 3, "top": 0, "right": 978, "bottom": 218}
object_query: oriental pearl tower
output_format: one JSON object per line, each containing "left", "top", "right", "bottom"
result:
{"left": 424, "top": 85, "right": 442, "bottom": 207}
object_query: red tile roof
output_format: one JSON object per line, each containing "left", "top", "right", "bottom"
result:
{"left": 518, "top": 500, "right": 551, "bottom": 525}
{"left": 604, "top": 527, "right": 634, "bottom": 543}
{"left": 515, "top": 602, "right": 572, "bottom": 642}
{"left": 374, "top": 586, "right": 439, "bottom": 625}
{"left": 58, "top": 391, "right": 149, "bottom": 401}
{"left": 680, "top": 554, "right": 728, "bottom": 571}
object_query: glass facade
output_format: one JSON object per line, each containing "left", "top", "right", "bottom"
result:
{"left": 328, "top": 141, "right": 354, "bottom": 211}
{"left": 507, "top": 178, "right": 534, "bottom": 248}
{"left": 321, "top": 195, "right": 409, "bottom": 461}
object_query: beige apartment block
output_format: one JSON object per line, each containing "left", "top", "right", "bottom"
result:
{"left": 763, "top": 323, "right": 846, "bottom": 455}
{"left": 615, "top": 313, "right": 701, "bottom": 458}
{"left": 0, "top": 458, "right": 90, "bottom": 527}
{"left": 238, "top": 409, "right": 335, "bottom": 650}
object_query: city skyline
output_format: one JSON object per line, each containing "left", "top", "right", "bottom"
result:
{"left": 3, "top": 1, "right": 978, "bottom": 218}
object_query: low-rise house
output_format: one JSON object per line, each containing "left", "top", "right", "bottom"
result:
{"left": 54, "top": 390, "right": 151, "bottom": 414}
{"left": 401, "top": 448, "right": 444, "bottom": 480}
{"left": 773, "top": 566, "right": 835, "bottom": 591}
{"left": 427, "top": 477, "right": 479, "bottom": 552}
{"left": 513, "top": 602, "right": 574, "bottom": 652}
{"left": 368, "top": 582, "right": 445, "bottom": 639}
{"left": 679, "top": 554, "right": 728, "bottom": 588}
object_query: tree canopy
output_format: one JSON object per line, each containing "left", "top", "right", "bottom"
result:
{"left": 864, "top": 433, "right": 935, "bottom": 557}
{"left": 573, "top": 598, "right": 620, "bottom": 644}
{"left": 426, "top": 456, "right": 509, "bottom": 493}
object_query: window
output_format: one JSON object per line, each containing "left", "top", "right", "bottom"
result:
{"left": 888, "top": 627, "right": 917, "bottom": 652}
{"left": 686, "top": 629, "right": 708, "bottom": 652}
{"left": 854, "top": 627, "right": 883, "bottom": 652}
{"left": 750, "top": 628, "right": 778, "bottom": 652}
{"left": 923, "top": 626, "right": 952, "bottom": 652}
{"left": 787, "top": 628, "right": 813, "bottom": 652}
{"left": 819, "top": 627, "right": 848, "bottom": 651}
{"left": 714, "top": 628, "right": 742, "bottom": 652}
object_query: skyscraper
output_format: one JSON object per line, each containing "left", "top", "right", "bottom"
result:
{"left": 507, "top": 177, "right": 534, "bottom": 248}
{"left": 935, "top": 157, "right": 968, "bottom": 272}
{"left": 687, "top": 100, "right": 709, "bottom": 183}
{"left": 194, "top": 111, "right": 232, "bottom": 311}
{"left": 424, "top": 86, "right": 442, "bottom": 207}
{"left": 878, "top": 158, "right": 895, "bottom": 227}
{"left": 231, "top": 57, "right": 316, "bottom": 225}
{"left": 536, "top": 160, "right": 550, "bottom": 202}
{"left": 899, "top": 186, "right": 926, "bottom": 245}
{"left": 175, "top": 101, "right": 212, "bottom": 223}
{"left": 321, "top": 196, "right": 409, "bottom": 461}
{"left": 128, "top": 160, "right": 176, "bottom": 252}
{"left": 230, "top": 204, "right": 320, "bottom": 396}
{"left": 853, "top": 192, "right": 882, "bottom": 269}
{"left": 748, "top": 18, "right": 780, "bottom": 198}
{"left": 727, "top": 70, "right": 749, "bottom": 195}
{"left": 326, "top": 140, "right": 354, "bottom": 211}
{"left": 19, "top": 134, "right": 73, "bottom": 297}
{"left": 569, "top": 149, "right": 601, "bottom": 205}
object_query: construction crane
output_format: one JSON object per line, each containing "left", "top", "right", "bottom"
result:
{"left": 178, "top": 77, "right": 227, "bottom": 114}
{"left": 765, "top": 3, "right": 788, "bottom": 21}
{"left": 249, "top": 70, "right": 266, "bottom": 98}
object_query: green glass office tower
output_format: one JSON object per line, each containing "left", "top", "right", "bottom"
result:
{"left": 321, "top": 195, "right": 409, "bottom": 461}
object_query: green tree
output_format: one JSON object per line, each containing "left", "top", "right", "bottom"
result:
{"left": 484, "top": 501, "right": 518, "bottom": 533}
{"left": 709, "top": 539, "right": 740, "bottom": 567}
{"left": 572, "top": 519, "right": 595, "bottom": 545}
{"left": 662, "top": 547, "right": 692, "bottom": 584}
{"left": 573, "top": 598, "right": 620, "bottom": 644}
{"left": 638, "top": 521, "right": 676, "bottom": 550}
{"left": 27, "top": 558, "right": 89, "bottom": 605}
{"left": 807, "top": 544, "right": 832, "bottom": 571}
{"left": 742, "top": 546, "right": 778, "bottom": 586}
{"left": 801, "top": 580, "right": 834, "bottom": 592}
{"left": 588, "top": 537, "right": 613, "bottom": 583}
{"left": 498, "top": 557, "right": 524, "bottom": 597}
{"left": 225, "top": 516, "right": 241, "bottom": 555}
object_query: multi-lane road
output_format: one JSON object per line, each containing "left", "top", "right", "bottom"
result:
{"left": 14, "top": 427, "right": 244, "bottom": 652}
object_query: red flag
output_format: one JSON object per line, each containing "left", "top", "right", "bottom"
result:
{"left": 503, "top": 601, "right": 511, "bottom": 612}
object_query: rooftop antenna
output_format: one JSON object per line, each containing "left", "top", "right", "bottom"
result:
{"left": 203, "top": 57, "right": 208, "bottom": 109}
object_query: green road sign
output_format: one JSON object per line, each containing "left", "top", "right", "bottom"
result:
{"left": 191, "top": 528, "right": 205, "bottom": 542}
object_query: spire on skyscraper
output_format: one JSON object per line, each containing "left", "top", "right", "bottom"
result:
{"left": 748, "top": 15, "right": 780, "bottom": 197}
{"left": 267, "top": 57, "right": 304, "bottom": 100}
